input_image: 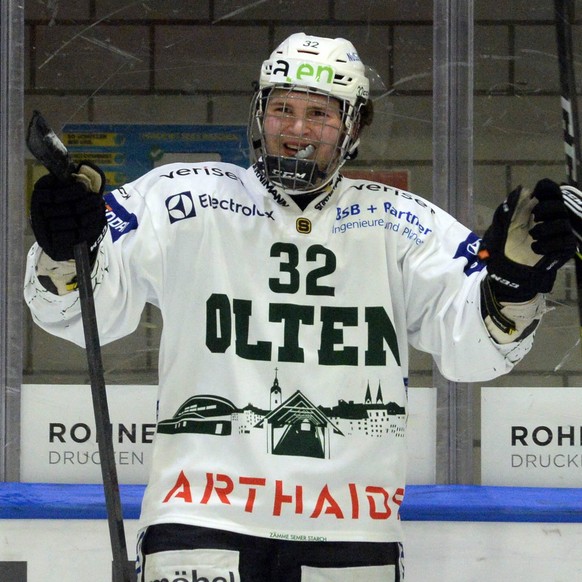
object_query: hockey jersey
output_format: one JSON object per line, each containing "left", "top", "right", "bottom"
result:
{"left": 24, "top": 162, "right": 534, "bottom": 543}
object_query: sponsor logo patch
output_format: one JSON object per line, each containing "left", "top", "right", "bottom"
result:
{"left": 453, "top": 232, "right": 484, "bottom": 276}
{"left": 166, "top": 191, "right": 197, "bottom": 223}
{"left": 104, "top": 193, "right": 139, "bottom": 242}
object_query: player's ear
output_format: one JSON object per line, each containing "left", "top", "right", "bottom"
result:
{"left": 359, "top": 100, "right": 374, "bottom": 131}
{"left": 345, "top": 101, "right": 373, "bottom": 161}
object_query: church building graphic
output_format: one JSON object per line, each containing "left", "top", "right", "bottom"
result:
{"left": 157, "top": 371, "right": 406, "bottom": 460}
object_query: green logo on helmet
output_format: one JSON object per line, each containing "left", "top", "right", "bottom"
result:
{"left": 271, "top": 58, "right": 334, "bottom": 86}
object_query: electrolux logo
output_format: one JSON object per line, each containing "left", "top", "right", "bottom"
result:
{"left": 166, "top": 191, "right": 197, "bottom": 223}
{"left": 165, "top": 191, "right": 275, "bottom": 224}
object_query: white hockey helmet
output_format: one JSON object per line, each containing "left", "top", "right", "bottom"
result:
{"left": 249, "top": 32, "right": 371, "bottom": 194}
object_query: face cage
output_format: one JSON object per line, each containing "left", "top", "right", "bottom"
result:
{"left": 248, "top": 87, "right": 361, "bottom": 195}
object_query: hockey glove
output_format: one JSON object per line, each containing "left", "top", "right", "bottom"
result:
{"left": 561, "top": 183, "right": 582, "bottom": 246}
{"left": 478, "top": 178, "right": 577, "bottom": 303}
{"left": 30, "top": 162, "right": 108, "bottom": 262}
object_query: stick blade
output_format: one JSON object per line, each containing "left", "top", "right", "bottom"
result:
{"left": 26, "top": 110, "right": 74, "bottom": 182}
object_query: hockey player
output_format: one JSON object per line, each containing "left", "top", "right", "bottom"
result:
{"left": 24, "top": 33, "right": 578, "bottom": 581}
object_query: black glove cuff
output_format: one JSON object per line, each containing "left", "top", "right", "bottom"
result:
{"left": 480, "top": 276, "right": 542, "bottom": 341}
{"left": 480, "top": 276, "right": 517, "bottom": 335}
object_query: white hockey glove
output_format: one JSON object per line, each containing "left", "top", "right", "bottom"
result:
{"left": 36, "top": 252, "right": 78, "bottom": 296}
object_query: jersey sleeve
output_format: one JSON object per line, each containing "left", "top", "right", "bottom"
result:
{"left": 24, "top": 170, "right": 166, "bottom": 348}
{"left": 401, "top": 206, "right": 536, "bottom": 382}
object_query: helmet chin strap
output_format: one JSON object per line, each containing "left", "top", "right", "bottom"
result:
{"left": 264, "top": 155, "right": 327, "bottom": 192}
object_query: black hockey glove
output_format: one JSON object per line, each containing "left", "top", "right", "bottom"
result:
{"left": 478, "top": 178, "right": 577, "bottom": 302}
{"left": 30, "top": 162, "right": 108, "bottom": 262}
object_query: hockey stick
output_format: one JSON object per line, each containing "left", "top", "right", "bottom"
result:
{"left": 555, "top": 0, "right": 582, "bottom": 342}
{"left": 26, "top": 111, "right": 132, "bottom": 582}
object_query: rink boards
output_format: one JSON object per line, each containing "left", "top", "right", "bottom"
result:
{"left": 1, "top": 483, "right": 582, "bottom": 581}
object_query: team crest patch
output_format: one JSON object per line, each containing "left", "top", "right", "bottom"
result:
{"left": 296, "top": 217, "right": 312, "bottom": 234}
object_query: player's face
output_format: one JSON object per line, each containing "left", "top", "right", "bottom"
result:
{"left": 263, "top": 90, "right": 344, "bottom": 174}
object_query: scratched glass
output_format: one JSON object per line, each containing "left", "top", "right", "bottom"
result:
{"left": 3, "top": 0, "right": 578, "bottom": 491}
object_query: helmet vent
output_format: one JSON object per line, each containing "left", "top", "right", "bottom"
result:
{"left": 297, "top": 48, "right": 320, "bottom": 56}
{"left": 334, "top": 74, "right": 351, "bottom": 86}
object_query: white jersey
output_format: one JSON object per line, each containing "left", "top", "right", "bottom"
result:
{"left": 25, "top": 162, "right": 534, "bottom": 543}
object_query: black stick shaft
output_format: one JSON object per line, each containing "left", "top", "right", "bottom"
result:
{"left": 26, "top": 109, "right": 132, "bottom": 580}
{"left": 74, "top": 241, "right": 131, "bottom": 582}
{"left": 555, "top": 0, "right": 582, "bottom": 184}
{"left": 555, "top": 0, "right": 582, "bottom": 341}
